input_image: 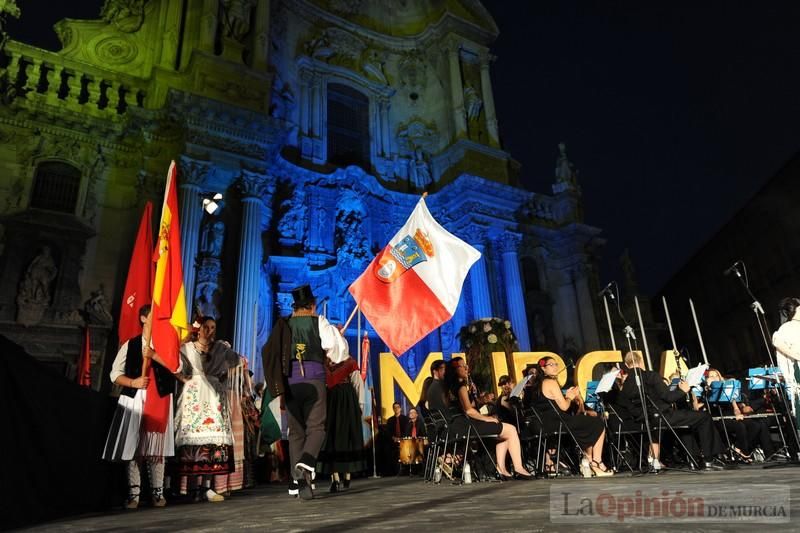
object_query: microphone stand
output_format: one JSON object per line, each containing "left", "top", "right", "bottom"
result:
{"left": 609, "top": 282, "right": 656, "bottom": 473}
{"left": 726, "top": 263, "right": 800, "bottom": 464}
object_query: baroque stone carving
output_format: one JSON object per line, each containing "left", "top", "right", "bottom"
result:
{"left": 195, "top": 259, "right": 222, "bottom": 320}
{"left": 84, "top": 284, "right": 113, "bottom": 325}
{"left": 305, "top": 27, "right": 366, "bottom": 67}
{"left": 335, "top": 189, "right": 370, "bottom": 278}
{"left": 100, "top": 0, "right": 146, "bottom": 33}
{"left": 399, "top": 50, "right": 427, "bottom": 91}
{"left": 0, "top": 0, "right": 20, "bottom": 53}
{"left": 362, "top": 49, "right": 387, "bottom": 84}
{"left": 82, "top": 145, "right": 107, "bottom": 225}
{"left": 329, "top": 0, "right": 362, "bottom": 15}
{"left": 94, "top": 36, "right": 139, "bottom": 65}
{"left": 277, "top": 187, "right": 307, "bottom": 245}
{"left": 221, "top": 0, "right": 257, "bottom": 43}
{"left": 396, "top": 118, "right": 438, "bottom": 153}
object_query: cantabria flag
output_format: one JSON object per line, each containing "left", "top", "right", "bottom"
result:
{"left": 349, "top": 197, "right": 480, "bottom": 355}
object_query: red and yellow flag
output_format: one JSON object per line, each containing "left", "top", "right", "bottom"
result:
{"left": 150, "top": 161, "right": 188, "bottom": 372}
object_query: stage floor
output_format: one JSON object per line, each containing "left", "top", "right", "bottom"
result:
{"left": 22, "top": 465, "right": 800, "bottom": 532}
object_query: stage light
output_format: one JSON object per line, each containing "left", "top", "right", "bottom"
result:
{"left": 202, "top": 193, "right": 223, "bottom": 214}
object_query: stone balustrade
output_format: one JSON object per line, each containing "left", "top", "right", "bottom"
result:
{"left": 1, "top": 41, "right": 147, "bottom": 116}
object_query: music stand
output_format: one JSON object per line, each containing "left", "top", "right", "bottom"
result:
{"left": 704, "top": 380, "right": 741, "bottom": 457}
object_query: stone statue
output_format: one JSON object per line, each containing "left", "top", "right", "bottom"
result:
{"left": 0, "top": 0, "right": 20, "bottom": 53}
{"left": 201, "top": 220, "right": 225, "bottom": 258}
{"left": 555, "top": 142, "right": 577, "bottom": 186}
{"left": 19, "top": 245, "right": 58, "bottom": 304}
{"left": 221, "top": 0, "right": 257, "bottom": 43}
{"left": 196, "top": 281, "right": 220, "bottom": 320}
{"left": 100, "top": 0, "right": 146, "bottom": 33}
{"left": 463, "top": 85, "right": 483, "bottom": 122}
{"left": 409, "top": 148, "right": 432, "bottom": 190}
{"left": 84, "top": 284, "right": 113, "bottom": 325}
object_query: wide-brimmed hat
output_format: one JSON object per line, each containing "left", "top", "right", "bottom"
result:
{"left": 291, "top": 284, "right": 316, "bottom": 307}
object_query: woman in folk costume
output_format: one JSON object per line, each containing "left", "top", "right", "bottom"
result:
{"left": 173, "top": 316, "right": 245, "bottom": 502}
{"left": 772, "top": 297, "right": 800, "bottom": 429}
{"left": 102, "top": 305, "right": 177, "bottom": 509}
{"left": 318, "top": 357, "right": 367, "bottom": 491}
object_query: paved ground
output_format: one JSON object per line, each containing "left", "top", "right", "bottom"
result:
{"left": 20, "top": 465, "right": 800, "bottom": 532}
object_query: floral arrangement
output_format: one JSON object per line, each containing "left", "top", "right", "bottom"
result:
{"left": 458, "top": 317, "right": 518, "bottom": 392}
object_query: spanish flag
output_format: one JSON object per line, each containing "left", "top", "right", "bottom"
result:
{"left": 150, "top": 160, "right": 188, "bottom": 372}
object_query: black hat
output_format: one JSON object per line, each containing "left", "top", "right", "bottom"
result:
{"left": 291, "top": 284, "right": 316, "bottom": 308}
{"left": 523, "top": 363, "right": 539, "bottom": 375}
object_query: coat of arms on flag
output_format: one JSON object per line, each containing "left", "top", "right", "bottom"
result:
{"left": 349, "top": 197, "right": 480, "bottom": 355}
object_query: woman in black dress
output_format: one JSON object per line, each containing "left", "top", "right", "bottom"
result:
{"left": 529, "top": 356, "right": 611, "bottom": 477}
{"left": 444, "top": 358, "right": 533, "bottom": 480}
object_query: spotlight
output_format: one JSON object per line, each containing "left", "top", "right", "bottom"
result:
{"left": 202, "top": 193, "right": 223, "bottom": 214}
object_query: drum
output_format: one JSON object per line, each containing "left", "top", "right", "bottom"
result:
{"left": 398, "top": 437, "right": 427, "bottom": 464}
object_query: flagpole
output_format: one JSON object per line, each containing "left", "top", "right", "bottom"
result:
{"left": 343, "top": 303, "right": 359, "bottom": 331}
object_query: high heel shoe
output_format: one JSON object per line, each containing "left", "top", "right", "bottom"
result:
{"left": 513, "top": 470, "right": 535, "bottom": 481}
{"left": 580, "top": 458, "right": 592, "bottom": 478}
{"left": 590, "top": 461, "right": 614, "bottom": 477}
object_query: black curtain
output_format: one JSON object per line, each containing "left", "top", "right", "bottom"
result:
{"left": 0, "top": 335, "right": 123, "bottom": 530}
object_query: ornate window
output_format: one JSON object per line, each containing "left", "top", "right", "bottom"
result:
{"left": 30, "top": 162, "right": 81, "bottom": 213}
{"left": 326, "top": 83, "right": 370, "bottom": 170}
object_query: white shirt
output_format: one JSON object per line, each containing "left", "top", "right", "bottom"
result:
{"left": 109, "top": 340, "right": 131, "bottom": 384}
{"left": 772, "top": 320, "right": 800, "bottom": 412}
{"left": 318, "top": 315, "right": 349, "bottom": 364}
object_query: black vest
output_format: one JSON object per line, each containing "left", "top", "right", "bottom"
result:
{"left": 120, "top": 335, "right": 176, "bottom": 398}
{"left": 288, "top": 316, "right": 325, "bottom": 365}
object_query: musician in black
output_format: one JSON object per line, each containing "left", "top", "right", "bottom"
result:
{"left": 495, "top": 375, "right": 515, "bottom": 424}
{"left": 621, "top": 352, "right": 723, "bottom": 470}
{"left": 702, "top": 368, "right": 775, "bottom": 460}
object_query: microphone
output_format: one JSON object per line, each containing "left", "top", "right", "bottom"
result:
{"left": 722, "top": 261, "right": 741, "bottom": 277}
{"left": 597, "top": 282, "right": 615, "bottom": 299}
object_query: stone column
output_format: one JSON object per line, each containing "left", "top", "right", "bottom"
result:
{"left": 251, "top": 0, "right": 270, "bottom": 71}
{"left": 380, "top": 96, "right": 391, "bottom": 157}
{"left": 198, "top": 0, "right": 219, "bottom": 54}
{"left": 446, "top": 40, "right": 467, "bottom": 139}
{"left": 469, "top": 231, "right": 492, "bottom": 320}
{"left": 178, "top": 158, "right": 209, "bottom": 314}
{"left": 498, "top": 233, "right": 531, "bottom": 350}
{"left": 479, "top": 52, "right": 500, "bottom": 148}
{"left": 233, "top": 171, "right": 269, "bottom": 365}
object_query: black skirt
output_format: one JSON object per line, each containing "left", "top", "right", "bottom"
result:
{"left": 540, "top": 411, "right": 604, "bottom": 449}
{"left": 317, "top": 383, "right": 367, "bottom": 474}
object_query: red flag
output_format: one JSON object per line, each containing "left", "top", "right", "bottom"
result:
{"left": 360, "top": 331, "right": 370, "bottom": 381}
{"left": 349, "top": 198, "right": 480, "bottom": 355}
{"left": 150, "top": 161, "right": 188, "bottom": 373}
{"left": 118, "top": 202, "right": 154, "bottom": 347}
{"left": 140, "top": 161, "right": 188, "bottom": 447}
{"left": 77, "top": 326, "right": 91, "bottom": 387}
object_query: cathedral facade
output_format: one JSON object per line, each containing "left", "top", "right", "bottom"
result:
{"left": 0, "top": 0, "right": 605, "bottom": 385}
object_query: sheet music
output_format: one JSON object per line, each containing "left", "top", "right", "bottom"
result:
{"left": 685, "top": 363, "right": 709, "bottom": 388}
{"left": 510, "top": 374, "right": 533, "bottom": 398}
{"left": 596, "top": 369, "right": 621, "bottom": 394}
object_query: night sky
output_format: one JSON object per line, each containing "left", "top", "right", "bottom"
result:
{"left": 8, "top": 1, "right": 800, "bottom": 295}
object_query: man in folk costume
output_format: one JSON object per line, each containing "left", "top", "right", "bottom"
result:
{"left": 102, "top": 305, "right": 177, "bottom": 509}
{"left": 262, "top": 284, "right": 349, "bottom": 500}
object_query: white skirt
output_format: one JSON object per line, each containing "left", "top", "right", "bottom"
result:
{"left": 102, "top": 390, "right": 175, "bottom": 461}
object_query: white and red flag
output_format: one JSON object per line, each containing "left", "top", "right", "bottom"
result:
{"left": 349, "top": 197, "right": 480, "bottom": 355}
